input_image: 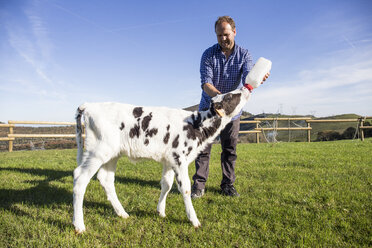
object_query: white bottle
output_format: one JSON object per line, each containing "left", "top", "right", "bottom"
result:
{"left": 245, "top": 57, "right": 272, "bottom": 88}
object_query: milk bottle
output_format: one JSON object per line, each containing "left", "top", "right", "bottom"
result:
{"left": 245, "top": 57, "right": 272, "bottom": 88}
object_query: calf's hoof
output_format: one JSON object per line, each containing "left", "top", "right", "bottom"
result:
{"left": 157, "top": 210, "right": 166, "bottom": 218}
{"left": 74, "top": 227, "right": 86, "bottom": 234}
{"left": 119, "top": 212, "right": 129, "bottom": 219}
{"left": 192, "top": 219, "right": 201, "bottom": 228}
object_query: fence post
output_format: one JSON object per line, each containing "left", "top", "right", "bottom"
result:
{"left": 256, "top": 122, "right": 260, "bottom": 144}
{"left": 360, "top": 117, "right": 365, "bottom": 141}
{"left": 307, "top": 122, "right": 311, "bottom": 142}
{"left": 9, "top": 125, "right": 13, "bottom": 152}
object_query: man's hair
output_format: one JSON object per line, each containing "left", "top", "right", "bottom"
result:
{"left": 215, "top": 16, "right": 236, "bottom": 31}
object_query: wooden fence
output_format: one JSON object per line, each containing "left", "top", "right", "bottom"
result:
{"left": 241, "top": 117, "right": 372, "bottom": 143}
{"left": 0, "top": 117, "right": 371, "bottom": 152}
{"left": 0, "top": 121, "right": 85, "bottom": 152}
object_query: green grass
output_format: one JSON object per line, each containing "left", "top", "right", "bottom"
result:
{"left": 1, "top": 139, "right": 371, "bottom": 247}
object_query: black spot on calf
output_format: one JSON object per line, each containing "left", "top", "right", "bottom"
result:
{"left": 191, "top": 113, "right": 202, "bottom": 129}
{"left": 172, "top": 134, "right": 180, "bottom": 148}
{"left": 172, "top": 152, "right": 181, "bottom": 166}
{"left": 146, "top": 128, "right": 158, "bottom": 137}
{"left": 201, "top": 118, "right": 221, "bottom": 140}
{"left": 133, "top": 107, "right": 143, "bottom": 118}
{"left": 183, "top": 124, "right": 202, "bottom": 141}
{"left": 119, "top": 122, "right": 125, "bottom": 130}
{"left": 183, "top": 116, "right": 222, "bottom": 147}
{"left": 141, "top": 113, "right": 152, "bottom": 131}
{"left": 220, "top": 93, "right": 242, "bottom": 116}
{"left": 129, "top": 124, "right": 140, "bottom": 138}
{"left": 176, "top": 176, "right": 182, "bottom": 187}
{"left": 163, "top": 132, "right": 170, "bottom": 144}
{"left": 209, "top": 103, "right": 217, "bottom": 117}
{"left": 186, "top": 146, "right": 193, "bottom": 156}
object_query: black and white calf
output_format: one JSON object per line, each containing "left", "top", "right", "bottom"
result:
{"left": 73, "top": 84, "right": 253, "bottom": 233}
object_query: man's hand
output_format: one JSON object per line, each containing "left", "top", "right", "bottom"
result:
{"left": 261, "top": 72, "right": 270, "bottom": 84}
{"left": 203, "top": 83, "right": 221, "bottom": 97}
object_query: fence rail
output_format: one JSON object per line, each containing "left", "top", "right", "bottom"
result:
{"left": 255, "top": 117, "right": 312, "bottom": 121}
{"left": 0, "top": 117, "right": 371, "bottom": 152}
{"left": 306, "top": 119, "right": 359, "bottom": 123}
{"left": 239, "top": 117, "right": 371, "bottom": 143}
{"left": 8, "top": 120, "right": 76, "bottom": 125}
{"left": 8, "top": 134, "right": 78, "bottom": 138}
{"left": 0, "top": 121, "right": 85, "bottom": 152}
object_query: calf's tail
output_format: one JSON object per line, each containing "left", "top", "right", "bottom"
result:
{"left": 75, "top": 105, "right": 85, "bottom": 165}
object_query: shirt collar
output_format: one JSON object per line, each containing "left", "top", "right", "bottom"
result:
{"left": 217, "top": 43, "right": 238, "bottom": 56}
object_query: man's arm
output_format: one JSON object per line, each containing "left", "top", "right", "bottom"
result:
{"left": 203, "top": 83, "right": 221, "bottom": 98}
{"left": 200, "top": 49, "right": 220, "bottom": 98}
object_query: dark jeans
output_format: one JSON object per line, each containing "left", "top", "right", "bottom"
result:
{"left": 192, "top": 118, "right": 240, "bottom": 190}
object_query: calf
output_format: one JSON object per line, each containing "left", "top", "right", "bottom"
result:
{"left": 73, "top": 84, "right": 253, "bottom": 233}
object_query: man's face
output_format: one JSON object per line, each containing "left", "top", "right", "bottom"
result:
{"left": 215, "top": 22, "right": 236, "bottom": 51}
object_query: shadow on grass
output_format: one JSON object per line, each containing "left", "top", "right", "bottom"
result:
{"left": 0, "top": 167, "right": 187, "bottom": 229}
{"left": 204, "top": 186, "right": 222, "bottom": 195}
{"left": 0, "top": 167, "right": 75, "bottom": 230}
{"left": 115, "top": 175, "right": 159, "bottom": 189}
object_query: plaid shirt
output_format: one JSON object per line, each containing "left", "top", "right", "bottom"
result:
{"left": 199, "top": 43, "right": 253, "bottom": 120}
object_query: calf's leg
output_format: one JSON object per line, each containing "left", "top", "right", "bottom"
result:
{"left": 174, "top": 165, "right": 201, "bottom": 228}
{"left": 97, "top": 157, "right": 129, "bottom": 218}
{"left": 157, "top": 165, "right": 174, "bottom": 217}
{"left": 73, "top": 145, "right": 115, "bottom": 233}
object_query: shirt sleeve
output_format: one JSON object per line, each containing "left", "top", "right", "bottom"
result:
{"left": 200, "top": 49, "right": 214, "bottom": 89}
{"left": 241, "top": 51, "right": 253, "bottom": 84}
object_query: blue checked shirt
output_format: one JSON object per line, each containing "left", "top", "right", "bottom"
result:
{"left": 199, "top": 43, "right": 253, "bottom": 120}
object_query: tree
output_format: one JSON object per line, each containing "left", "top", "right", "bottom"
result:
{"left": 316, "top": 130, "right": 342, "bottom": 141}
{"left": 342, "top": 127, "right": 356, "bottom": 140}
{"left": 363, "top": 122, "right": 372, "bottom": 138}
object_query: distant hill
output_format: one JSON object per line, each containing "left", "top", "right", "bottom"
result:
{"left": 317, "top": 113, "right": 361, "bottom": 119}
{"left": 183, "top": 104, "right": 199, "bottom": 112}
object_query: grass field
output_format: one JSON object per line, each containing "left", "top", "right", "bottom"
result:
{"left": 1, "top": 139, "right": 371, "bottom": 247}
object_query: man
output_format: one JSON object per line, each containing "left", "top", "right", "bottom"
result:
{"left": 191, "top": 16, "right": 268, "bottom": 198}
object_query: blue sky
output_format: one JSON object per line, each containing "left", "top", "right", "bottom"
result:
{"left": 1, "top": 0, "right": 372, "bottom": 122}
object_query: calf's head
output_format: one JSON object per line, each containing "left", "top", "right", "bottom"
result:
{"left": 212, "top": 86, "right": 251, "bottom": 118}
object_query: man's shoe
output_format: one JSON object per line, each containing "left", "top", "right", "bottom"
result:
{"left": 221, "top": 184, "right": 240, "bottom": 197}
{"left": 191, "top": 187, "right": 205, "bottom": 199}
